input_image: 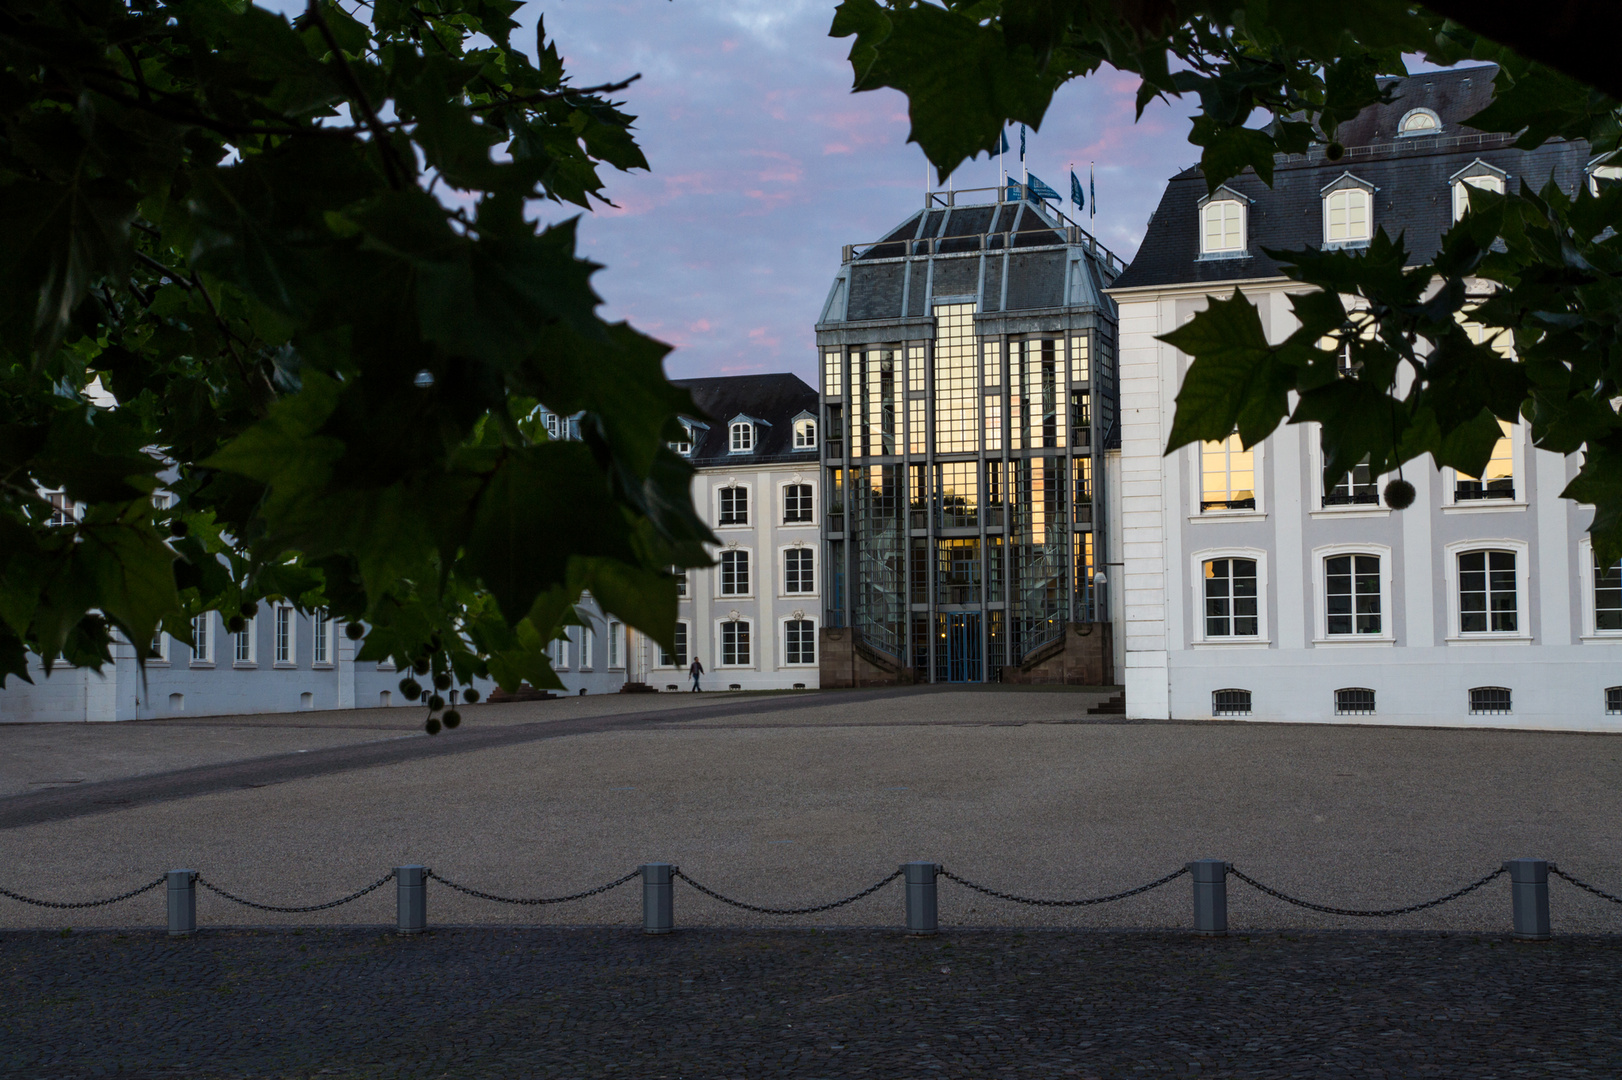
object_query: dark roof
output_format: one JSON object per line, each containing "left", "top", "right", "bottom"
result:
{"left": 857, "top": 199, "right": 1067, "bottom": 260}
{"left": 1111, "top": 65, "right": 1591, "bottom": 291}
{"left": 672, "top": 374, "right": 819, "bottom": 466}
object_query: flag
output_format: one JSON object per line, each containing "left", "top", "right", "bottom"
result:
{"left": 999, "top": 130, "right": 1009, "bottom": 155}
{"left": 1070, "top": 170, "right": 1084, "bottom": 212}
{"left": 1019, "top": 124, "right": 1026, "bottom": 160}
{"left": 1026, "top": 172, "right": 1060, "bottom": 201}
{"left": 1005, "top": 179, "right": 1024, "bottom": 202}
{"left": 1090, "top": 164, "right": 1096, "bottom": 220}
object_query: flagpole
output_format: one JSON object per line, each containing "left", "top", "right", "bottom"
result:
{"left": 1090, "top": 161, "right": 1096, "bottom": 221}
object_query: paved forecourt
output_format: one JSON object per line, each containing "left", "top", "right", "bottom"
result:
{"left": 3, "top": 687, "right": 1622, "bottom": 933}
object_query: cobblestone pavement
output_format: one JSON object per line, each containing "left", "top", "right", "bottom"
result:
{"left": 4, "top": 926, "right": 1620, "bottom": 1078}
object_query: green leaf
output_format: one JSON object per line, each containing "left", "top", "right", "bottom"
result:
{"left": 1162, "top": 291, "right": 1293, "bottom": 451}
{"left": 582, "top": 557, "right": 678, "bottom": 653}
{"left": 74, "top": 515, "right": 181, "bottom": 660}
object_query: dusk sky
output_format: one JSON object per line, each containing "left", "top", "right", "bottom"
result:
{"left": 522, "top": 1, "right": 1203, "bottom": 385}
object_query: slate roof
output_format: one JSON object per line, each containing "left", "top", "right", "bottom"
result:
{"left": 672, "top": 374, "right": 819, "bottom": 467}
{"left": 1111, "top": 65, "right": 1591, "bottom": 291}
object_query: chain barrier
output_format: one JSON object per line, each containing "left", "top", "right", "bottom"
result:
{"left": 938, "top": 865, "right": 1189, "bottom": 907}
{"left": 1549, "top": 865, "right": 1622, "bottom": 905}
{"left": 675, "top": 867, "right": 904, "bottom": 916}
{"left": 427, "top": 868, "right": 642, "bottom": 906}
{"left": 0, "top": 875, "right": 167, "bottom": 910}
{"left": 1228, "top": 864, "right": 1506, "bottom": 917}
{"left": 196, "top": 872, "right": 394, "bottom": 913}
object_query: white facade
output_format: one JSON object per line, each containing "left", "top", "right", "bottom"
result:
{"left": 1108, "top": 279, "right": 1622, "bottom": 731}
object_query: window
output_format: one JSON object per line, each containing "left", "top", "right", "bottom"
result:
{"left": 1212, "top": 689, "right": 1252, "bottom": 716}
{"left": 936, "top": 461, "right": 978, "bottom": 528}
{"left": 47, "top": 492, "right": 77, "bottom": 526}
{"left": 1455, "top": 420, "right": 1515, "bottom": 500}
{"left": 234, "top": 616, "right": 255, "bottom": 665}
{"left": 1335, "top": 688, "right": 1376, "bottom": 716}
{"left": 794, "top": 418, "right": 817, "bottom": 450}
{"left": 785, "top": 620, "right": 816, "bottom": 665}
{"left": 1453, "top": 175, "right": 1505, "bottom": 221}
{"left": 1591, "top": 160, "right": 1622, "bottom": 196}
{"left": 823, "top": 350, "right": 843, "bottom": 397}
{"left": 721, "top": 620, "right": 751, "bottom": 666}
{"left": 719, "top": 486, "right": 749, "bottom": 526}
{"left": 608, "top": 621, "right": 622, "bottom": 668}
{"left": 785, "top": 547, "right": 815, "bottom": 594}
{"left": 1324, "top": 188, "right": 1371, "bottom": 244}
{"left": 1325, "top": 555, "right": 1381, "bottom": 635}
{"left": 1201, "top": 199, "right": 1245, "bottom": 254}
{"left": 1597, "top": 553, "right": 1622, "bottom": 631}
{"left": 1204, "top": 558, "right": 1259, "bottom": 637}
{"left": 730, "top": 421, "right": 754, "bottom": 453}
{"left": 720, "top": 549, "right": 750, "bottom": 596}
{"left": 581, "top": 626, "right": 594, "bottom": 669}
{"left": 192, "top": 613, "right": 212, "bottom": 665}
{"left": 671, "top": 424, "right": 693, "bottom": 456}
{"left": 553, "top": 633, "right": 570, "bottom": 670}
{"left": 274, "top": 607, "right": 294, "bottom": 665}
{"left": 150, "top": 631, "right": 169, "bottom": 663}
{"left": 659, "top": 622, "right": 689, "bottom": 668}
{"left": 1469, "top": 686, "right": 1513, "bottom": 715}
{"left": 1458, "top": 550, "right": 1518, "bottom": 633}
{"left": 1200, "top": 435, "right": 1255, "bottom": 510}
{"left": 1607, "top": 687, "right": 1622, "bottom": 715}
{"left": 1324, "top": 454, "right": 1378, "bottom": 506}
{"left": 674, "top": 566, "right": 688, "bottom": 597}
{"left": 1399, "top": 108, "right": 1440, "bottom": 135}
{"left": 783, "top": 484, "right": 813, "bottom": 524}
{"left": 311, "top": 609, "right": 332, "bottom": 666}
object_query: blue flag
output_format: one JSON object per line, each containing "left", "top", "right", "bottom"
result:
{"left": 999, "top": 130, "right": 1009, "bottom": 155}
{"left": 1026, "top": 172, "right": 1060, "bottom": 201}
{"left": 1070, "top": 170, "right": 1084, "bottom": 211}
{"left": 1019, "top": 124, "right": 1026, "bottom": 160}
{"left": 1006, "top": 180, "right": 1024, "bottom": 202}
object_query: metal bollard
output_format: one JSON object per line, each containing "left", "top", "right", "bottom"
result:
{"left": 642, "top": 863, "right": 674, "bottom": 934}
{"left": 396, "top": 865, "right": 427, "bottom": 934}
{"left": 167, "top": 870, "right": 197, "bottom": 936}
{"left": 1189, "top": 860, "right": 1228, "bottom": 936}
{"left": 1506, "top": 859, "right": 1550, "bottom": 940}
{"left": 904, "top": 862, "right": 939, "bottom": 935}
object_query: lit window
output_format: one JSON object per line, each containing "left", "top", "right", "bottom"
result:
{"left": 1325, "top": 188, "right": 1371, "bottom": 244}
{"left": 1458, "top": 550, "right": 1517, "bottom": 633}
{"left": 785, "top": 548, "right": 815, "bottom": 594}
{"left": 785, "top": 620, "right": 816, "bottom": 665}
{"left": 1399, "top": 108, "right": 1439, "bottom": 135}
{"left": 1469, "top": 686, "right": 1512, "bottom": 715}
{"left": 823, "top": 351, "right": 843, "bottom": 397}
{"left": 1595, "top": 552, "right": 1622, "bottom": 631}
{"left": 1201, "top": 199, "right": 1245, "bottom": 254}
{"left": 783, "top": 484, "right": 813, "bottom": 524}
{"left": 1335, "top": 688, "right": 1376, "bottom": 716}
{"left": 1325, "top": 554, "right": 1381, "bottom": 635}
{"left": 312, "top": 609, "right": 331, "bottom": 665}
{"left": 936, "top": 461, "right": 979, "bottom": 528}
{"left": 793, "top": 418, "right": 817, "bottom": 450}
{"left": 1455, "top": 420, "right": 1515, "bottom": 501}
{"left": 275, "top": 607, "right": 293, "bottom": 665}
{"left": 720, "top": 550, "right": 750, "bottom": 596}
{"left": 730, "top": 422, "right": 754, "bottom": 453}
{"left": 1453, "top": 174, "right": 1505, "bottom": 221}
{"left": 1200, "top": 434, "right": 1255, "bottom": 511}
{"left": 719, "top": 486, "right": 749, "bottom": 526}
{"left": 1212, "top": 689, "right": 1251, "bottom": 716}
{"left": 1204, "top": 558, "right": 1259, "bottom": 637}
{"left": 191, "top": 613, "right": 212, "bottom": 665}
{"left": 721, "top": 620, "right": 751, "bottom": 666}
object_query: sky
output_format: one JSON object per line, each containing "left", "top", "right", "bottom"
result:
{"left": 516, "top": 1, "right": 1203, "bottom": 385}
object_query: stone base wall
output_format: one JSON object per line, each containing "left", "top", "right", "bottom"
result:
{"left": 819, "top": 628, "right": 916, "bottom": 688}
{"left": 1000, "top": 622, "right": 1115, "bottom": 686}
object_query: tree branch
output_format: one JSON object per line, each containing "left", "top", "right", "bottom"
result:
{"left": 304, "top": 0, "right": 410, "bottom": 189}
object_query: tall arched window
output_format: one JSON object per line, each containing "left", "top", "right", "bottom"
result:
{"left": 730, "top": 421, "right": 754, "bottom": 452}
{"left": 1324, "top": 188, "right": 1371, "bottom": 244}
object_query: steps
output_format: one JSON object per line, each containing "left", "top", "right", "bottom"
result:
{"left": 1087, "top": 693, "right": 1126, "bottom": 716}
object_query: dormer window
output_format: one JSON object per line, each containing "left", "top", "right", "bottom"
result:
{"left": 671, "top": 423, "right": 694, "bottom": 456}
{"left": 1321, "top": 175, "right": 1374, "bottom": 247}
{"left": 793, "top": 417, "right": 817, "bottom": 450}
{"left": 1198, "top": 187, "right": 1248, "bottom": 256}
{"left": 730, "top": 421, "right": 754, "bottom": 453}
{"left": 1589, "top": 152, "right": 1622, "bottom": 196}
{"left": 1451, "top": 160, "right": 1508, "bottom": 221}
{"left": 1398, "top": 108, "right": 1441, "bottom": 136}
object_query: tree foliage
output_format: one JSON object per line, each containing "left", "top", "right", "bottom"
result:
{"left": 0, "top": 0, "right": 712, "bottom": 710}
{"left": 831, "top": 0, "right": 1622, "bottom": 558}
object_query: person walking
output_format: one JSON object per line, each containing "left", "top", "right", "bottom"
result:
{"left": 688, "top": 657, "right": 704, "bottom": 692}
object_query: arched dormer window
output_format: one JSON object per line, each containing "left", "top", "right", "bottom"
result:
{"left": 1398, "top": 108, "right": 1441, "bottom": 136}
{"left": 1198, "top": 186, "right": 1249, "bottom": 256}
{"left": 1321, "top": 174, "right": 1374, "bottom": 247}
{"left": 730, "top": 420, "right": 755, "bottom": 453}
{"left": 1450, "top": 160, "right": 1507, "bottom": 221}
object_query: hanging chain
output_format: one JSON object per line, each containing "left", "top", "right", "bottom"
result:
{"left": 1228, "top": 865, "right": 1506, "bottom": 917}
{"left": 674, "top": 867, "right": 903, "bottom": 915}
{"left": 0, "top": 875, "right": 167, "bottom": 910}
{"left": 196, "top": 872, "right": 394, "bottom": 913}
{"left": 1549, "top": 864, "right": 1622, "bottom": 905}
{"left": 938, "top": 866, "right": 1189, "bottom": 907}
{"left": 426, "top": 868, "right": 642, "bottom": 905}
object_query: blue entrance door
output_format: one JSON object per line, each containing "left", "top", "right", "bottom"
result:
{"left": 947, "top": 613, "right": 983, "bottom": 682}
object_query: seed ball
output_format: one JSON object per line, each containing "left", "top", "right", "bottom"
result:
{"left": 427, "top": 693, "right": 445, "bottom": 711}
{"left": 442, "top": 709, "right": 461, "bottom": 729}
{"left": 227, "top": 615, "right": 244, "bottom": 633}
{"left": 1326, "top": 141, "right": 1345, "bottom": 162}
{"left": 412, "top": 658, "right": 430, "bottom": 675}
{"left": 169, "top": 520, "right": 190, "bottom": 538}
{"left": 425, "top": 717, "right": 442, "bottom": 735}
{"left": 463, "top": 688, "right": 481, "bottom": 704}
{"left": 1383, "top": 478, "right": 1416, "bottom": 510}
{"left": 433, "top": 672, "right": 451, "bottom": 690}
{"left": 239, "top": 602, "right": 256, "bottom": 617}
{"left": 399, "top": 678, "right": 422, "bottom": 701}
{"left": 345, "top": 623, "right": 364, "bottom": 640}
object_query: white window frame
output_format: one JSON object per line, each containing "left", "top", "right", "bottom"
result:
{"left": 729, "top": 421, "right": 755, "bottom": 453}
{"left": 717, "top": 484, "right": 750, "bottom": 527}
{"left": 581, "top": 624, "right": 595, "bottom": 670}
{"left": 273, "top": 605, "right": 296, "bottom": 666}
{"left": 1453, "top": 174, "right": 1505, "bottom": 222}
{"left": 1322, "top": 183, "right": 1373, "bottom": 247}
{"left": 781, "top": 544, "right": 816, "bottom": 596}
{"left": 719, "top": 547, "right": 752, "bottom": 598}
{"left": 657, "top": 620, "right": 691, "bottom": 669}
{"left": 1310, "top": 544, "right": 1395, "bottom": 645}
{"left": 1306, "top": 428, "right": 1390, "bottom": 519}
{"left": 191, "top": 612, "right": 214, "bottom": 667}
{"left": 149, "top": 630, "right": 170, "bottom": 665}
{"left": 1198, "top": 192, "right": 1247, "bottom": 256}
{"left": 1443, "top": 539, "right": 1532, "bottom": 645}
{"left": 780, "top": 480, "right": 816, "bottom": 525}
{"left": 1397, "top": 107, "right": 1441, "bottom": 136}
{"left": 781, "top": 616, "right": 818, "bottom": 667}
{"left": 233, "top": 614, "right": 257, "bottom": 667}
{"left": 793, "top": 417, "right": 817, "bottom": 450}
{"left": 552, "top": 632, "right": 571, "bottom": 671}
{"left": 607, "top": 621, "right": 623, "bottom": 669}
{"left": 718, "top": 618, "right": 754, "bottom": 668}
{"left": 1190, "top": 435, "right": 1266, "bottom": 520}
{"left": 1190, "top": 548, "right": 1270, "bottom": 647}
{"left": 1442, "top": 418, "right": 1526, "bottom": 512}
{"left": 673, "top": 565, "right": 688, "bottom": 598}
{"left": 1578, "top": 537, "right": 1622, "bottom": 642}
{"left": 670, "top": 423, "right": 693, "bottom": 456}
{"left": 311, "top": 609, "right": 333, "bottom": 667}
